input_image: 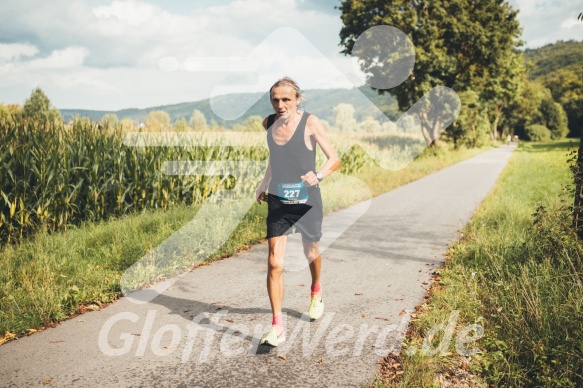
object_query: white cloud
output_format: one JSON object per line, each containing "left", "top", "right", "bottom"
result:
{"left": 0, "top": 43, "right": 39, "bottom": 62}
{"left": 509, "top": 0, "right": 583, "bottom": 47}
{"left": 2, "top": 0, "right": 582, "bottom": 111}
{"left": 0, "top": 0, "right": 360, "bottom": 110}
{"left": 0, "top": 0, "right": 372, "bottom": 110}
{"left": 92, "top": 0, "right": 156, "bottom": 27}
{"left": 561, "top": 17, "right": 583, "bottom": 29}
{"left": 27, "top": 47, "right": 89, "bottom": 70}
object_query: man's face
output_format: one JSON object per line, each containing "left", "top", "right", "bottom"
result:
{"left": 270, "top": 85, "right": 298, "bottom": 119}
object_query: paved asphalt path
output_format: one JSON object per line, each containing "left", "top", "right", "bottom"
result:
{"left": 0, "top": 145, "right": 515, "bottom": 388}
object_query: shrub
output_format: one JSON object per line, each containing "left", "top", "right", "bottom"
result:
{"left": 525, "top": 124, "right": 552, "bottom": 142}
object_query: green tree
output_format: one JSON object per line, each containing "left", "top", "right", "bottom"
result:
{"left": 231, "top": 115, "right": 264, "bottom": 132}
{"left": 145, "top": 110, "right": 171, "bottom": 131}
{"left": 482, "top": 50, "right": 526, "bottom": 139}
{"left": 539, "top": 68, "right": 583, "bottom": 137}
{"left": 339, "top": 0, "right": 522, "bottom": 146}
{"left": 572, "top": 12, "right": 583, "bottom": 237}
{"left": 120, "top": 118, "right": 138, "bottom": 132}
{"left": 523, "top": 40, "right": 583, "bottom": 137}
{"left": 504, "top": 79, "right": 546, "bottom": 138}
{"left": 208, "top": 120, "right": 222, "bottom": 131}
{"left": 506, "top": 79, "right": 568, "bottom": 140}
{"left": 449, "top": 89, "right": 490, "bottom": 148}
{"left": 540, "top": 98, "right": 568, "bottom": 139}
{"left": 22, "top": 87, "right": 62, "bottom": 125}
{"left": 333, "top": 103, "right": 357, "bottom": 132}
{"left": 358, "top": 116, "right": 381, "bottom": 132}
{"left": 100, "top": 113, "right": 120, "bottom": 131}
{"left": 189, "top": 109, "right": 207, "bottom": 131}
{"left": 174, "top": 118, "right": 188, "bottom": 132}
{"left": 524, "top": 124, "right": 551, "bottom": 142}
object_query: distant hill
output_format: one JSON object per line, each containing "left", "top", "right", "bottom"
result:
{"left": 59, "top": 86, "right": 399, "bottom": 127}
{"left": 524, "top": 40, "right": 583, "bottom": 79}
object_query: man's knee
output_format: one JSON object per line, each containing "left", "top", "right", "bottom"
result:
{"left": 303, "top": 243, "right": 320, "bottom": 261}
{"left": 268, "top": 254, "right": 284, "bottom": 273}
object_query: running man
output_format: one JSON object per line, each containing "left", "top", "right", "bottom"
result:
{"left": 255, "top": 77, "right": 340, "bottom": 347}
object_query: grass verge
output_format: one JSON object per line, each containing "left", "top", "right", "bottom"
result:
{"left": 375, "top": 140, "right": 583, "bottom": 387}
{"left": 0, "top": 142, "right": 489, "bottom": 343}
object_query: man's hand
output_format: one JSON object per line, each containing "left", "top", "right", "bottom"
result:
{"left": 301, "top": 171, "right": 319, "bottom": 187}
{"left": 256, "top": 184, "right": 268, "bottom": 205}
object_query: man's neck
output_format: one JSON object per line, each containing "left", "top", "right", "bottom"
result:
{"left": 277, "top": 110, "right": 300, "bottom": 126}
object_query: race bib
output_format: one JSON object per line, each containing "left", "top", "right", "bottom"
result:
{"left": 277, "top": 182, "right": 308, "bottom": 204}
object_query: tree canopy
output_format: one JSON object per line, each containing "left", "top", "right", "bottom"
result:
{"left": 525, "top": 40, "right": 583, "bottom": 137}
{"left": 339, "top": 0, "right": 524, "bottom": 145}
{"left": 21, "top": 87, "right": 63, "bottom": 125}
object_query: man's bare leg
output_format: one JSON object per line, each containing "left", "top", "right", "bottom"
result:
{"left": 303, "top": 241, "right": 321, "bottom": 286}
{"left": 260, "top": 235, "right": 288, "bottom": 346}
{"left": 267, "top": 236, "right": 287, "bottom": 316}
{"left": 304, "top": 240, "right": 324, "bottom": 320}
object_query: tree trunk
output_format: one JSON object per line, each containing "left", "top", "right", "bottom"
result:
{"left": 492, "top": 106, "right": 503, "bottom": 140}
{"left": 418, "top": 111, "right": 440, "bottom": 147}
{"left": 431, "top": 117, "right": 442, "bottom": 147}
{"left": 420, "top": 125, "right": 431, "bottom": 145}
{"left": 574, "top": 119, "right": 583, "bottom": 239}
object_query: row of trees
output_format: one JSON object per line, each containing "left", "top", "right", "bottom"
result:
{"left": 149, "top": 112, "right": 265, "bottom": 132}
{"left": 97, "top": 108, "right": 216, "bottom": 132}
{"left": 329, "top": 103, "right": 423, "bottom": 134}
{"left": 0, "top": 88, "right": 271, "bottom": 133}
{"left": 527, "top": 40, "right": 583, "bottom": 138}
{"left": 338, "top": 0, "right": 571, "bottom": 147}
{"left": 0, "top": 88, "right": 63, "bottom": 127}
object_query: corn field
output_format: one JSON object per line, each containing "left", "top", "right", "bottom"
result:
{"left": 1, "top": 115, "right": 392, "bottom": 245}
{"left": 0, "top": 119, "right": 270, "bottom": 244}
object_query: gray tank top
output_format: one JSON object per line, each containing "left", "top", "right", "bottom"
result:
{"left": 266, "top": 112, "right": 316, "bottom": 195}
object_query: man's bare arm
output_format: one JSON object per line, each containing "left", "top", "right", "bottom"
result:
{"left": 256, "top": 116, "right": 272, "bottom": 203}
{"left": 301, "top": 115, "right": 340, "bottom": 187}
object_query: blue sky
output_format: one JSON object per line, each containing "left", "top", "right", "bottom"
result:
{"left": 0, "top": 0, "right": 581, "bottom": 111}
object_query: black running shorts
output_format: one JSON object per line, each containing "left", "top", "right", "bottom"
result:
{"left": 266, "top": 188, "right": 323, "bottom": 242}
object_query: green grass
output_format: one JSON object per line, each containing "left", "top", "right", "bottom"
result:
{"left": 0, "top": 203, "right": 267, "bottom": 337}
{"left": 0, "top": 140, "right": 490, "bottom": 342}
{"left": 378, "top": 140, "right": 583, "bottom": 387}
